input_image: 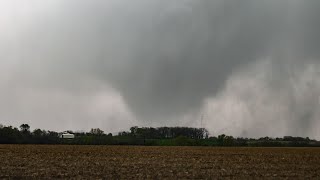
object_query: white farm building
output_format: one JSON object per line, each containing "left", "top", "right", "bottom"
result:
{"left": 59, "top": 132, "right": 75, "bottom": 139}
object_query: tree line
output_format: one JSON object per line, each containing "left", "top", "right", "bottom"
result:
{"left": 0, "top": 124, "right": 319, "bottom": 147}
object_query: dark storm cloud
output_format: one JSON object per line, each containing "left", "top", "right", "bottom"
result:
{"left": 94, "top": 0, "right": 288, "bottom": 120}
{"left": 1, "top": 0, "right": 320, "bottom": 137}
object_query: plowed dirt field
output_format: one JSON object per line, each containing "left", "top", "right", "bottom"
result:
{"left": 0, "top": 145, "right": 319, "bottom": 179}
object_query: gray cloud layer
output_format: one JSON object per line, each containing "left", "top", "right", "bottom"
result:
{"left": 0, "top": 0, "right": 320, "bottom": 137}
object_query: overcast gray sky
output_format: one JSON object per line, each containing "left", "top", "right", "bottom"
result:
{"left": 1, "top": 0, "right": 320, "bottom": 138}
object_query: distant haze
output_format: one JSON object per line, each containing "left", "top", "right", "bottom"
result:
{"left": 1, "top": 0, "right": 320, "bottom": 138}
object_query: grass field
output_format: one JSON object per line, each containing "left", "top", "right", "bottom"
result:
{"left": 0, "top": 145, "right": 319, "bottom": 179}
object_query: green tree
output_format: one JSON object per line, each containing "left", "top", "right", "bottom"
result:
{"left": 223, "top": 136, "right": 234, "bottom": 146}
{"left": 33, "top": 129, "right": 45, "bottom": 137}
{"left": 218, "top": 134, "right": 226, "bottom": 145}
{"left": 174, "top": 136, "right": 195, "bottom": 146}
{"left": 130, "top": 126, "right": 138, "bottom": 136}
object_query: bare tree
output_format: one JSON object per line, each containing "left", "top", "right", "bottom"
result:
{"left": 90, "top": 128, "right": 104, "bottom": 136}
{"left": 20, "top": 124, "right": 30, "bottom": 133}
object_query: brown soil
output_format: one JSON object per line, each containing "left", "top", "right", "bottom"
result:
{"left": 0, "top": 145, "right": 319, "bottom": 179}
